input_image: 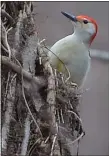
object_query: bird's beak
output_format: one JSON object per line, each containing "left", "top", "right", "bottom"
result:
{"left": 61, "top": 11, "right": 77, "bottom": 22}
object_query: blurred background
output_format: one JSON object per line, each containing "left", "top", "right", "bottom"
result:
{"left": 33, "top": 2, "right": 109, "bottom": 155}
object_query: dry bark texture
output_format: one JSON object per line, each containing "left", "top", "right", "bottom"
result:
{"left": 1, "top": 2, "right": 85, "bottom": 156}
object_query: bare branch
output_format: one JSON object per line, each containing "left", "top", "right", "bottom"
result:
{"left": 1, "top": 55, "right": 46, "bottom": 87}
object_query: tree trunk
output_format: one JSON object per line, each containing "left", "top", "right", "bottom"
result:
{"left": 1, "top": 2, "right": 84, "bottom": 156}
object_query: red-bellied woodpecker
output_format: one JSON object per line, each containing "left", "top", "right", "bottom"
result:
{"left": 49, "top": 11, "right": 98, "bottom": 87}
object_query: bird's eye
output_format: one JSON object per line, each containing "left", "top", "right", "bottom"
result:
{"left": 83, "top": 20, "right": 88, "bottom": 24}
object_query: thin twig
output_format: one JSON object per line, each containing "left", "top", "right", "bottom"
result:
{"left": 76, "top": 140, "right": 80, "bottom": 156}
{"left": 64, "top": 110, "right": 84, "bottom": 146}
{"left": 6, "top": 27, "right": 13, "bottom": 33}
{"left": 60, "top": 109, "right": 64, "bottom": 123}
{"left": 1, "top": 23, "right": 12, "bottom": 58}
{"left": 65, "top": 132, "right": 84, "bottom": 146}
{"left": 27, "top": 138, "right": 41, "bottom": 156}
{"left": 67, "top": 110, "right": 83, "bottom": 126}
{"left": 21, "top": 114, "right": 30, "bottom": 156}
{"left": 50, "top": 134, "right": 57, "bottom": 156}
{"left": 50, "top": 122, "right": 59, "bottom": 156}
{"left": 44, "top": 135, "right": 50, "bottom": 144}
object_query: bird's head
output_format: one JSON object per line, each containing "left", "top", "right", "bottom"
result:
{"left": 61, "top": 11, "right": 98, "bottom": 45}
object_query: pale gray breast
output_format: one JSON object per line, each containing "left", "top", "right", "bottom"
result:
{"left": 66, "top": 51, "right": 91, "bottom": 85}
{"left": 50, "top": 37, "right": 91, "bottom": 86}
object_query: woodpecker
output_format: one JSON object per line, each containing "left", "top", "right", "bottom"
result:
{"left": 49, "top": 11, "right": 98, "bottom": 87}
